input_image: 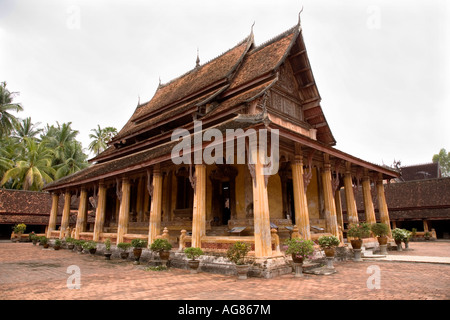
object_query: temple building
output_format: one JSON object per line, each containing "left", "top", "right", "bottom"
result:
{"left": 43, "top": 17, "right": 399, "bottom": 277}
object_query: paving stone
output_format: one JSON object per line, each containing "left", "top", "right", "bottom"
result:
{"left": 0, "top": 241, "right": 449, "bottom": 300}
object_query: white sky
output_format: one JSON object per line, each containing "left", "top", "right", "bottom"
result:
{"left": 0, "top": 0, "right": 449, "bottom": 167}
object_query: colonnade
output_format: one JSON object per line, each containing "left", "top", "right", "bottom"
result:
{"left": 46, "top": 146, "right": 393, "bottom": 257}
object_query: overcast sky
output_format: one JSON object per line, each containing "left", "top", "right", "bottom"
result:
{"left": 0, "top": 0, "right": 449, "bottom": 167}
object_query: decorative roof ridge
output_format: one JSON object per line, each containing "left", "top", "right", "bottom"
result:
{"left": 248, "top": 22, "right": 300, "bottom": 56}
{"left": 157, "top": 33, "right": 254, "bottom": 90}
{"left": 0, "top": 188, "right": 50, "bottom": 195}
{"left": 400, "top": 162, "right": 439, "bottom": 168}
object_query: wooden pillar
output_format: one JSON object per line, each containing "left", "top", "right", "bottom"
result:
{"left": 334, "top": 188, "right": 345, "bottom": 242}
{"left": 376, "top": 173, "right": 392, "bottom": 238}
{"left": 59, "top": 190, "right": 71, "bottom": 239}
{"left": 291, "top": 145, "right": 310, "bottom": 240}
{"left": 148, "top": 165, "right": 163, "bottom": 244}
{"left": 116, "top": 178, "right": 131, "bottom": 244}
{"left": 362, "top": 169, "right": 376, "bottom": 225}
{"left": 423, "top": 220, "right": 429, "bottom": 232}
{"left": 344, "top": 162, "right": 359, "bottom": 225}
{"left": 136, "top": 177, "right": 144, "bottom": 222}
{"left": 74, "top": 188, "right": 88, "bottom": 239}
{"left": 251, "top": 146, "right": 272, "bottom": 258}
{"left": 191, "top": 164, "right": 206, "bottom": 248}
{"left": 321, "top": 154, "right": 339, "bottom": 237}
{"left": 93, "top": 182, "right": 107, "bottom": 242}
{"left": 47, "top": 193, "right": 59, "bottom": 238}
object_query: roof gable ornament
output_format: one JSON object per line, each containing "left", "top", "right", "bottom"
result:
{"left": 196, "top": 48, "right": 200, "bottom": 68}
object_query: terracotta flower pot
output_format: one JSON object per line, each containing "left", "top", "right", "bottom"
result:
{"left": 291, "top": 254, "right": 304, "bottom": 264}
{"left": 159, "top": 251, "right": 170, "bottom": 261}
{"left": 236, "top": 264, "right": 250, "bottom": 280}
{"left": 188, "top": 260, "right": 200, "bottom": 274}
{"left": 133, "top": 248, "right": 142, "bottom": 259}
{"left": 377, "top": 236, "right": 388, "bottom": 245}
{"left": 324, "top": 247, "right": 335, "bottom": 258}
{"left": 350, "top": 239, "right": 363, "bottom": 250}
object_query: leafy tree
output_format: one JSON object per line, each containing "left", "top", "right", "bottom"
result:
{"left": 0, "top": 81, "right": 23, "bottom": 138}
{"left": 12, "top": 117, "right": 42, "bottom": 144}
{"left": 41, "top": 121, "right": 80, "bottom": 166}
{"left": 88, "top": 125, "right": 117, "bottom": 156}
{"left": 1, "top": 138, "right": 55, "bottom": 190}
{"left": 54, "top": 140, "right": 89, "bottom": 180}
{"left": 432, "top": 148, "right": 450, "bottom": 177}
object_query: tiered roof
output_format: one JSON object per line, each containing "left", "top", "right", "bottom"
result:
{"left": 44, "top": 18, "right": 396, "bottom": 192}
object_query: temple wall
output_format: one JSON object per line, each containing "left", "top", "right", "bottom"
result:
{"left": 206, "top": 165, "right": 214, "bottom": 222}
{"left": 170, "top": 171, "right": 177, "bottom": 220}
{"left": 306, "top": 168, "right": 320, "bottom": 220}
{"left": 268, "top": 174, "right": 283, "bottom": 219}
{"left": 235, "top": 164, "right": 247, "bottom": 219}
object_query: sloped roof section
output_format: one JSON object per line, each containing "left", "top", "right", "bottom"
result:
{"left": 127, "top": 35, "right": 252, "bottom": 124}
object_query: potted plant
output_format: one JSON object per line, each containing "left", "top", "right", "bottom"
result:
{"left": 184, "top": 247, "right": 204, "bottom": 274}
{"left": 227, "top": 241, "right": 251, "bottom": 280}
{"left": 54, "top": 239, "right": 62, "bottom": 250}
{"left": 104, "top": 239, "right": 112, "bottom": 260}
{"left": 13, "top": 223, "right": 27, "bottom": 242}
{"left": 403, "top": 229, "right": 412, "bottom": 249}
{"left": 347, "top": 223, "right": 371, "bottom": 249}
{"left": 284, "top": 238, "right": 315, "bottom": 277}
{"left": 82, "top": 241, "right": 97, "bottom": 254}
{"left": 117, "top": 242, "right": 131, "bottom": 259}
{"left": 74, "top": 240, "right": 86, "bottom": 253}
{"left": 411, "top": 228, "right": 417, "bottom": 241}
{"left": 424, "top": 231, "right": 431, "bottom": 241}
{"left": 392, "top": 228, "right": 405, "bottom": 251}
{"left": 150, "top": 238, "right": 172, "bottom": 262}
{"left": 65, "top": 237, "right": 75, "bottom": 250}
{"left": 131, "top": 239, "right": 148, "bottom": 264}
{"left": 40, "top": 236, "right": 49, "bottom": 249}
{"left": 371, "top": 223, "right": 390, "bottom": 245}
{"left": 30, "top": 233, "right": 39, "bottom": 245}
{"left": 318, "top": 235, "right": 340, "bottom": 258}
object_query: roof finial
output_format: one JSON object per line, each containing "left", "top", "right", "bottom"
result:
{"left": 298, "top": 5, "right": 304, "bottom": 25}
{"left": 137, "top": 95, "right": 140, "bottom": 106}
{"left": 196, "top": 47, "right": 200, "bottom": 68}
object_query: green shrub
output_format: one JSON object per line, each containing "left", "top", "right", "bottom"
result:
{"left": 347, "top": 223, "right": 371, "bottom": 239}
{"left": 184, "top": 247, "right": 204, "bottom": 260}
{"left": 371, "top": 223, "right": 390, "bottom": 237}
{"left": 284, "top": 238, "right": 315, "bottom": 259}
{"left": 131, "top": 238, "right": 148, "bottom": 248}
{"left": 150, "top": 239, "right": 172, "bottom": 252}
{"left": 318, "top": 235, "right": 340, "bottom": 249}
{"left": 226, "top": 241, "right": 250, "bottom": 265}
{"left": 82, "top": 241, "right": 97, "bottom": 250}
{"left": 117, "top": 242, "right": 132, "bottom": 251}
{"left": 104, "top": 239, "right": 111, "bottom": 251}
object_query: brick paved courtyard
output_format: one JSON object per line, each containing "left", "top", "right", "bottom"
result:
{"left": 1, "top": 241, "right": 449, "bottom": 301}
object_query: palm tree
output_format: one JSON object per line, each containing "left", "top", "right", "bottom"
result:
{"left": 0, "top": 81, "right": 24, "bottom": 138}
{"left": 41, "top": 122, "right": 80, "bottom": 165}
{"left": 12, "top": 117, "right": 42, "bottom": 144}
{"left": 89, "top": 125, "right": 117, "bottom": 156}
{"left": 54, "top": 140, "right": 89, "bottom": 180}
{"left": 1, "top": 138, "right": 55, "bottom": 191}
